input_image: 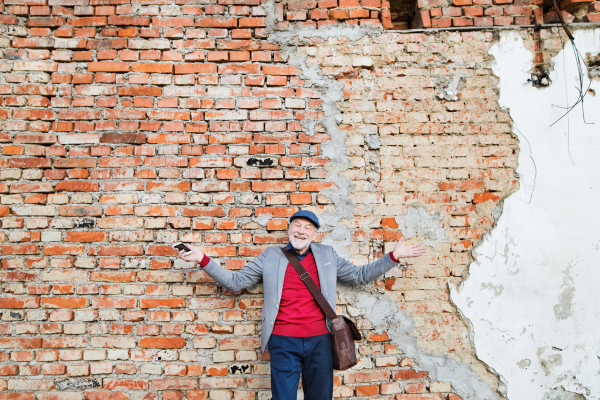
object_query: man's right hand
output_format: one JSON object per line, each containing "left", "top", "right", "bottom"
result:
{"left": 177, "top": 244, "right": 205, "bottom": 264}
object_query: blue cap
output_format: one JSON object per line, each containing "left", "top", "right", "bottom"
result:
{"left": 289, "top": 210, "right": 320, "bottom": 229}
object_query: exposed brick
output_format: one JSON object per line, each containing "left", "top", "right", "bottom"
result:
{"left": 0, "top": 4, "right": 530, "bottom": 398}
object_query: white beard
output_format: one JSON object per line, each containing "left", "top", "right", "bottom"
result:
{"left": 289, "top": 235, "right": 311, "bottom": 250}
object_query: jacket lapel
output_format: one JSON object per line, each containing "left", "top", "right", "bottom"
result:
{"left": 276, "top": 249, "right": 289, "bottom": 302}
{"left": 311, "top": 244, "right": 328, "bottom": 297}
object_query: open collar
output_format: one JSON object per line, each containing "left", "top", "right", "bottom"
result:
{"left": 283, "top": 242, "right": 312, "bottom": 260}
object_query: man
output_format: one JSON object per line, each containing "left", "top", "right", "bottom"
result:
{"left": 178, "top": 210, "right": 426, "bottom": 400}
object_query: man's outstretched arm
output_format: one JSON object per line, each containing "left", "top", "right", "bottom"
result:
{"left": 336, "top": 238, "right": 426, "bottom": 285}
{"left": 178, "top": 246, "right": 264, "bottom": 292}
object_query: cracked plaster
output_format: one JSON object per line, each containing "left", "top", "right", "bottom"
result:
{"left": 262, "top": 6, "right": 503, "bottom": 398}
{"left": 264, "top": 5, "right": 383, "bottom": 259}
{"left": 451, "top": 29, "right": 600, "bottom": 400}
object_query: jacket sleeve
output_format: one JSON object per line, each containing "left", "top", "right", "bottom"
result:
{"left": 200, "top": 248, "right": 267, "bottom": 291}
{"left": 335, "top": 248, "right": 400, "bottom": 285}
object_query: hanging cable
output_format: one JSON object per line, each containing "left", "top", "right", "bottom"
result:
{"left": 550, "top": 0, "right": 594, "bottom": 126}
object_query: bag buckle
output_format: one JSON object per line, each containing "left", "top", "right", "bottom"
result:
{"left": 299, "top": 272, "right": 310, "bottom": 281}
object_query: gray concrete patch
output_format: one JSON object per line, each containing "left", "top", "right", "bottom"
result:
{"left": 253, "top": 213, "right": 271, "bottom": 227}
{"left": 395, "top": 205, "right": 450, "bottom": 249}
{"left": 56, "top": 378, "right": 101, "bottom": 390}
{"left": 263, "top": 2, "right": 379, "bottom": 258}
{"left": 337, "top": 284, "right": 501, "bottom": 400}
{"left": 436, "top": 74, "right": 467, "bottom": 101}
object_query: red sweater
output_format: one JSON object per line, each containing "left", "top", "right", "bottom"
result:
{"left": 272, "top": 252, "right": 329, "bottom": 337}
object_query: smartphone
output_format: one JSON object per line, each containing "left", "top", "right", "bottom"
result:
{"left": 172, "top": 242, "right": 193, "bottom": 256}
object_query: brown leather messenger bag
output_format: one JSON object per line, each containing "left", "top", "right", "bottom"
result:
{"left": 280, "top": 248, "right": 361, "bottom": 371}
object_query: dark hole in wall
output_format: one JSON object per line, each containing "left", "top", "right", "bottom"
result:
{"left": 389, "top": 0, "right": 418, "bottom": 29}
{"left": 586, "top": 53, "right": 600, "bottom": 80}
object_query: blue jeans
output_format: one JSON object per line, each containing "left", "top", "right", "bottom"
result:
{"left": 268, "top": 333, "right": 333, "bottom": 400}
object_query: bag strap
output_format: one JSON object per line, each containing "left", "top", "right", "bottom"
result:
{"left": 281, "top": 248, "right": 338, "bottom": 321}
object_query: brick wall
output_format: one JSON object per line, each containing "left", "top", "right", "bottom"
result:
{"left": 0, "top": 0, "right": 551, "bottom": 398}
{"left": 389, "top": 0, "right": 600, "bottom": 29}
{"left": 283, "top": 0, "right": 389, "bottom": 28}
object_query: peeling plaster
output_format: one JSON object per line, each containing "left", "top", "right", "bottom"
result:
{"left": 395, "top": 205, "right": 450, "bottom": 249}
{"left": 264, "top": 4, "right": 382, "bottom": 259}
{"left": 253, "top": 213, "right": 272, "bottom": 227}
{"left": 261, "top": 6, "right": 505, "bottom": 398}
{"left": 364, "top": 134, "right": 380, "bottom": 150}
{"left": 436, "top": 74, "right": 467, "bottom": 101}
{"left": 338, "top": 285, "right": 501, "bottom": 400}
{"left": 543, "top": 387, "right": 586, "bottom": 400}
{"left": 267, "top": 22, "right": 382, "bottom": 45}
{"left": 451, "top": 29, "right": 600, "bottom": 400}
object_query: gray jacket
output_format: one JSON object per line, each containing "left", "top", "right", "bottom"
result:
{"left": 201, "top": 243, "right": 400, "bottom": 352}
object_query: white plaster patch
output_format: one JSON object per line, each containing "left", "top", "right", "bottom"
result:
{"left": 451, "top": 29, "right": 600, "bottom": 400}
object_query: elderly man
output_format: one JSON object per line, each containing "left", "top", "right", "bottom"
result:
{"left": 178, "top": 210, "right": 426, "bottom": 400}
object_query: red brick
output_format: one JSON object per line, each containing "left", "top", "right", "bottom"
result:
{"left": 88, "top": 62, "right": 129, "bottom": 72}
{"left": 452, "top": 17, "right": 474, "bottom": 25}
{"left": 0, "top": 298, "right": 40, "bottom": 309}
{"left": 55, "top": 181, "right": 99, "bottom": 192}
{"left": 84, "top": 391, "right": 130, "bottom": 400}
{"left": 68, "top": 16, "right": 107, "bottom": 26}
{"left": 174, "top": 64, "right": 218, "bottom": 74}
{"left": 131, "top": 63, "right": 173, "bottom": 73}
{"left": 431, "top": 17, "right": 452, "bottom": 27}
{"left": 139, "top": 337, "right": 185, "bottom": 349}
{"left": 109, "top": 16, "right": 150, "bottom": 25}
{"left": 345, "top": 370, "right": 389, "bottom": 383}
{"left": 140, "top": 299, "right": 185, "bottom": 308}
{"left": 356, "top": 385, "right": 378, "bottom": 396}
{"left": 584, "top": 12, "right": 600, "bottom": 21}
{"left": 464, "top": 6, "right": 483, "bottom": 15}
{"left": 98, "top": 245, "right": 144, "bottom": 256}
{"left": 0, "top": 338, "right": 41, "bottom": 349}
{"left": 392, "top": 370, "right": 429, "bottom": 380}
{"left": 474, "top": 16, "right": 494, "bottom": 25}
{"left": 102, "top": 379, "right": 149, "bottom": 390}
{"left": 196, "top": 17, "right": 237, "bottom": 27}
{"left": 90, "top": 271, "right": 136, "bottom": 282}
{"left": 473, "top": 193, "right": 502, "bottom": 203}
{"left": 65, "top": 232, "right": 107, "bottom": 242}
{"left": 118, "top": 86, "right": 162, "bottom": 96}
{"left": 92, "top": 298, "right": 136, "bottom": 308}
{"left": 42, "top": 298, "right": 87, "bottom": 309}
{"left": 252, "top": 181, "right": 297, "bottom": 192}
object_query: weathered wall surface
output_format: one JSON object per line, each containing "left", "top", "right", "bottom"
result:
{"left": 0, "top": 0, "right": 596, "bottom": 397}
{"left": 451, "top": 28, "right": 600, "bottom": 400}
{"left": 298, "top": 28, "right": 519, "bottom": 398}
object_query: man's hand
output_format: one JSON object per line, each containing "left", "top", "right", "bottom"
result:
{"left": 177, "top": 244, "right": 205, "bottom": 264}
{"left": 392, "top": 238, "right": 426, "bottom": 259}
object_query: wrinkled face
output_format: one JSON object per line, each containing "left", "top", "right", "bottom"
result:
{"left": 288, "top": 218, "right": 317, "bottom": 251}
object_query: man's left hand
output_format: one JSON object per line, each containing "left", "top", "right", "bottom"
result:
{"left": 392, "top": 237, "right": 426, "bottom": 259}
